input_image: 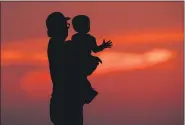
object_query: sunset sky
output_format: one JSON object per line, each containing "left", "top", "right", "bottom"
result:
{"left": 1, "top": 2, "right": 184, "bottom": 125}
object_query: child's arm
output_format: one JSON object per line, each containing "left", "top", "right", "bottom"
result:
{"left": 91, "top": 37, "right": 112, "bottom": 53}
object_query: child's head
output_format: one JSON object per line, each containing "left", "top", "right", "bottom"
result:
{"left": 72, "top": 15, "right": 90, "bottom": 34}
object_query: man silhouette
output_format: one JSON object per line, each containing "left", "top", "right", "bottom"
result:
{"left": 46, "top": 12, "right": 84, "bottom": 125}
{"left": 46, "top": 12, "right": 104, "bottom": 125}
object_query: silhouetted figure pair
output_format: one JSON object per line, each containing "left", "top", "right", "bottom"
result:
{"left": 71, "top": 15, "right": 112, "bottom": 104}
{"left": 46, "top": 12, "right": 112, "bottom": 125}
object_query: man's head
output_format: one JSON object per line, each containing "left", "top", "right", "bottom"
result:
{"left": 46, "top": 12, "right": 70, "bottom": 39}
{"left": 72, "top": 15, "right": 90, "bottom": 34}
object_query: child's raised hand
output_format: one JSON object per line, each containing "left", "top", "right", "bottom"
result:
{"left": 102, "top": 39, "right": 112, "bottom": 49}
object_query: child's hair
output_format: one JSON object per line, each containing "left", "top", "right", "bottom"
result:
{"left": 72, "top": 15, "right": 90, "bottom": 33}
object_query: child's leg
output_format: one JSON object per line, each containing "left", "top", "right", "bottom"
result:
{"left": 85, "top": 78, "right": 93, "bottom": 89}
{"left": 84, "top": 78, "right": 98, "bottom": 104}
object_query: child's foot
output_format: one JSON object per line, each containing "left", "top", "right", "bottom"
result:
{"left": 85, "top": 89, "right": 98, "bottom": 104}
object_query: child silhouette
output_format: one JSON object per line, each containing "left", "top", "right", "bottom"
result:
{"left": 71, "top": 15, "right": 112, "bottom": 104}
{"left": 72, "top": 15, "right": 112, "bottom": 58}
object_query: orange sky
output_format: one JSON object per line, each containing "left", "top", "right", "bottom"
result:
{"left": 1, "top": 2, "right": 184, "bottom": 125}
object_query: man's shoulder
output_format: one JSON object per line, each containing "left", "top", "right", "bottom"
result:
{"left": 64, "top": 40, "right": 76, "bottom": 50}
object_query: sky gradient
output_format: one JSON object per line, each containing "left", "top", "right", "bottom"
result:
{"left": 1, "top": 2, "right": 184, "bottom": 125}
